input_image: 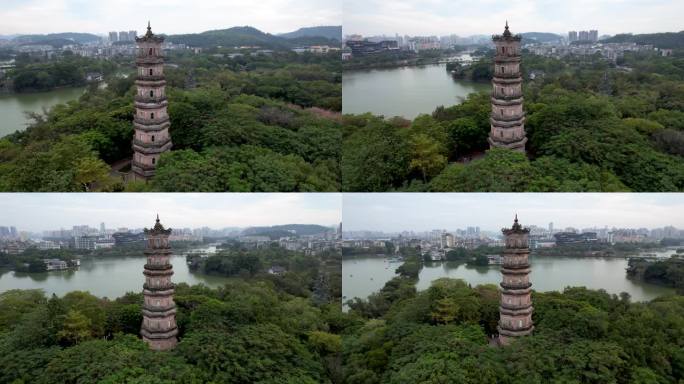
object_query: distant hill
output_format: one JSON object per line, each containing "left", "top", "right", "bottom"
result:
{"left": 168, "top": 26, "right": 341, "bottom": 49}
{"left": 168, "top": 26, "right": 290, "bottom": 49}
{"left": 521, "top": 32, "right": 563, "bottom": 44}
{"left": 602, "top": 31, "right": 684, "bottom": 49}
{"left": 12, "top": 33, "right": 100, "bottom": 46}
{"left": 279, "top": 26, "right": 342, "bottom": 41}
{"left": 242, "top": 224, "right": 330, "bottom": 239}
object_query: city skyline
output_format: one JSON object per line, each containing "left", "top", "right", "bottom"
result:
{"left": 0, "top": 193, "right": 341, "bottom": 232}
{"left": 343, "top": 0, "right": 683, "bottom": 37}
{"left": 0, "top": 0, "right": 341, "bottom": 35}
{"left": 343, "top": 193, "right": 684, "bottom": 232}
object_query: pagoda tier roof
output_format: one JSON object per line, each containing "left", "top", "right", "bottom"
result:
{"left": 144, "top": 215, "right": 172, "bottom": 235}
{"left": 492, "top": 21, "right": 522, "bottom": 42}
{"left": 136, "top": 22, "right": 165, "bottom": 43}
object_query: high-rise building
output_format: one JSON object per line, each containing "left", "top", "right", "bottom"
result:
{"left": 109, "top": 31, "right": 118, "bottom": 43}
{"left": 131, "top": 22, "right": 172, "bottom": 180}
{"left": 129, "top": 30, "right": 137, "bottom": 41}
{"left": 489, "top": 22, "right": 527, "bottom": 152}
{"left": 498, "top": 215, "right": 534, "bottom": 345}
{"left": 568, "top": 31, "right": 578, "bottom": 42}
{"left": 589, "top": 30, "right": 599, "bottom": 42}
{"left": 579, "top": 30, "right": 589, "bottom": 41}
{"left": 549, "top": 222, "right": 553, "bottom": 233}
{"left": 74, "top": 235, "right": 97, "bottom": 250}
{"left": 119, "top": 31, "right": 129, "bottom": 42}
{"left": 141, "top": 215, "right": 178, "bottom": 350}
{"left": 100, "top": 222, "right": 106, "bottom": 233}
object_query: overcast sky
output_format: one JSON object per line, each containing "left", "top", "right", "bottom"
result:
{"left": 0, "top": 0, "right": 341, "bottom": 35}
{"left": 0, "top": 193, "right": 341, "bottom": 232}
{"left": 344, "top": 0, "right": 683, "bottom": 37}
{"left": 343, "top": 193, "right": 684, "bottom": 232}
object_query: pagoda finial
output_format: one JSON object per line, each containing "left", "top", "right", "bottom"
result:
{"left": 506, "top": 20, "right": 509, "bottom": 29}
{"left": 156, "top": 213, "right": 160, "bottom": 223}
{"left": 144, "top": 21, "right": 154, "bottom": 38}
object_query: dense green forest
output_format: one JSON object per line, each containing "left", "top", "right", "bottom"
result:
{"left": 0, "top": 278, "right": 343, "bottom": 383}
{"left": 6, "top": 54, "right": 117, "bottom": 92}
{"left": 627, "top": 256, "right": 684, "bottom": 293}
{"left": 188, "top": 244, "right": 341, "bottom": 301}
{"left": 342, "top": 52, "right": 684, "bottom": 191}
{"left": 342, "top": 275, "right": 684, "bottom": 383}
{"left": 0, "top": 50, "right": 341, "bottom": 192}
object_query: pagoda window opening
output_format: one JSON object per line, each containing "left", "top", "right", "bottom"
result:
{"left": 151, "top": 135, "right": 155, "bottom": 142}
{"left": 149, "top": 48, "right": 153, "bottom": 56}
{"left": 149, "top": 68, "right": 153, "bottom": 76}
{"left": 151, "top": 112, "right": 155, "bottom": 119}
{"left": 150, "top": 90, "right": 154, "bottom": 98}
{"left": 152, "top": 158, "right": 156, "bottom": 165}
{"left": 501, "top": 66, "right": 505, "bottom": 73}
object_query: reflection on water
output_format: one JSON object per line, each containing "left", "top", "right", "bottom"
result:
{"left": 0, "top": 87, "right": 86, "bottom": 137}
{"left": 0, "top": 245, "right": 232, "bottom": 298}
{"left": 343, "top": 255, "right": 676, "bottom": 303}
{"left": 343, "top": 63, "right": 490, "bottom": 119}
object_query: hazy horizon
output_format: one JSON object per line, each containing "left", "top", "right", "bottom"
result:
{"left": 0, "top": 0, "right": 341, "bottom": 35}
{"left": 343, "top": 194, "right": 684, "bottom": 233}
{"left": 344, "top": 0, "right": 684, "bottom": 37}
{"left": 0, "top": 193, "right": 342, "bottom": 232}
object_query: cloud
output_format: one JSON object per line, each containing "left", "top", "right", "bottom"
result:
{"left": 0, "top": 193, "right": 342, "bottom": 232}
{"left": 344, "top": 0, "right": 683, "bottom": 36}
{"left": 343, "top": 193, "right": 684, "bottom": 232}
{"left": 0, "top": 0, "right": 342, "bottom": 35}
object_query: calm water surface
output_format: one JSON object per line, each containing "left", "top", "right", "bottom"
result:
{"left": 0, "top": 87, "right": 85, "bottom": 137}
{"left": 343, "top": 253, "right": 677, "bottom": 304}
{"left": 0, "top": 245, "right": 231, "bottom": 298}
{"left": 343, "top": 63, "right": 489, "bottom": 119}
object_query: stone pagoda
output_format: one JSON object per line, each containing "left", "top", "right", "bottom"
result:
{"left": 131, "top": 22, "right": 172, "bottom": 181}
{"left": 488, "top": 22, "right": 527, "bottom": 152}
{"left": 141, "top": 215, "right": 178, "bottom": 350}
{"left": 498, "top": 214, "right": 534, "bottom": 345}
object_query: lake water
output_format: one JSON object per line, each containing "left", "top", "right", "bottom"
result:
{"left": 0, "top": 245, "right": 232, "bottom": 299}
{"left": 0, "top": 87, "right": 85, "bottom": 138}
{"left": 343, "top": 254, "right": 677, "bottom": 304}
{"left": 342, "top": 63, "right": 490, "bottom": 119}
